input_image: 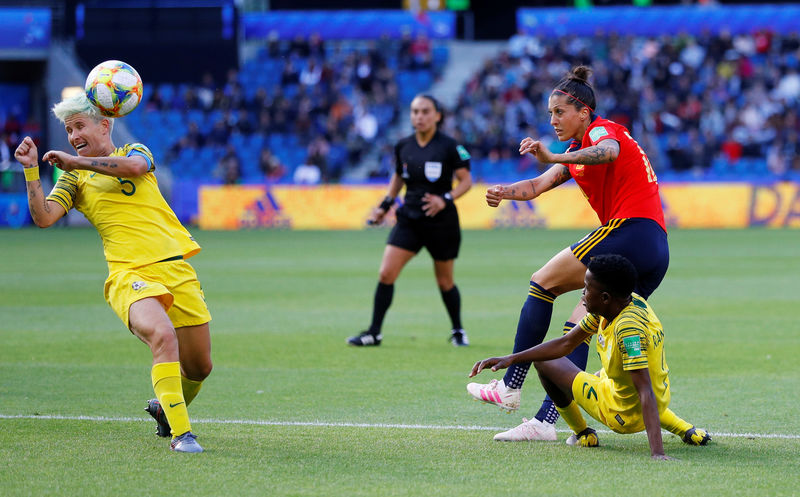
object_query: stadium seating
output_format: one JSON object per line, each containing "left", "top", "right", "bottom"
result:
{"left": 124, "top": 36, "right": 447, "bottom": 184}
{"left": 449, "top": 30, "right": 800, "bottom": 183}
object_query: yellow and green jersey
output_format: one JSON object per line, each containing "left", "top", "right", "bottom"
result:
{"left": 578, "top": 293, "right": 671, "bottom": 415}
{"left": 47, "top": 143, "right": 200, "bottom": 268}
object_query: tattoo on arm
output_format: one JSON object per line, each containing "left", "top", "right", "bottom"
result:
{"left": 564, "top": 141, "right": 619, "bottom": 165}
{"left": 547, "top": 165, "right": 572, "bottom": 189}
{"left": 89, "top": 160, "right": 118, "bottom": 168}
{"left": 528, "top": 179, "right": 536, "bottom": 197}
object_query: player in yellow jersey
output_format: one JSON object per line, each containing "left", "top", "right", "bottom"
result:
{"left": 14, "top": 94, "right": 211, "bottom": 453}
{"left": 469, "top": 254, "right": 710, "bottom": 459}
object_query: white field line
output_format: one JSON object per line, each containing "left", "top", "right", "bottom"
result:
{"left": 1, "top": 413, "right": 797, "bottom": 440}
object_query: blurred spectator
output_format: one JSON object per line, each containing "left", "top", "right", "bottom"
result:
{"left": 215, "top": 146, "right": 241, "bottom": 185}
{"left": 410, "top": 33, "right": 432, "bottom": 69}
{"left": 207, "top": 119, "right": 230, "bottom": 146}
{"left": 293, "top": 158, "right": 322, "bottom": 184}
{"left": 307, "top": 135, "right": 330, "bottom": 181}
{"left": 259, "top": 148, "right": 286, "bottom": 181}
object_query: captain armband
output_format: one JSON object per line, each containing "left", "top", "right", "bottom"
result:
{"left": 23, "top": 166, "right": 40, "bottom": 182}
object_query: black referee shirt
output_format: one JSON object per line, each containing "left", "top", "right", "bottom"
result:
{"left": 394, "top": 131, "right": 470, "bottom": 219}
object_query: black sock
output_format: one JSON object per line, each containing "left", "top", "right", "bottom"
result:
{"left": 368, "top": 282, "right": 394, "bottom": 334}
{"left": 440, "top": 285, "right": 462, "bottom": 330}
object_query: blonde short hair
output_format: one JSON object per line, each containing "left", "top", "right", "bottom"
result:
{"left": 52, "top": 95, "right": 114, "bottom": 132}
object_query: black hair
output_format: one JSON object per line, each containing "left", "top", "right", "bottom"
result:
{"left": 587, "top": 254, "right": 638, "bottom": 299}
{"left": 552, "top": 65, "right": 596, "bottom": 113}
{"left": 414, "top": 93, "right": 444, "bottom": 129}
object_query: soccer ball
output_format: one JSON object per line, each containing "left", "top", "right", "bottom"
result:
{"left": 84, "top": 60, "right": 143, "bottom": 118}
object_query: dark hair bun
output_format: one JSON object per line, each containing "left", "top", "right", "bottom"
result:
{"left": 570, "top": 66, "right": 592, "bottom": 84}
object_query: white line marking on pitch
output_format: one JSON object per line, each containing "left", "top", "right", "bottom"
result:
{"left": 1, "top": 414, "right": 797, "bottom": 440}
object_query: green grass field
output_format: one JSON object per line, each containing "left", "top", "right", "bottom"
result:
{"left": 1, "top": 227, "right": 798, "bottom": 496}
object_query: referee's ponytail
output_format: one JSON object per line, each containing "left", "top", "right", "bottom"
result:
{"left": 415, "top": 94, "right": 444, "bottom": 129}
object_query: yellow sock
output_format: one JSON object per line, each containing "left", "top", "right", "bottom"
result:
{"left": 181, "top": 376, "right": 203, "bottom": 406}
{"left": 151, "top": 362, "right": 191, "bottom": 438}
{"left": 660, "top": 408, "right": 693, "bottom": 436}
{"left": 556, "top": 400, "right": 588, "bottom": 434}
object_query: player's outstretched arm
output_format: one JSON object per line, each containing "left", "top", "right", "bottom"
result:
{"left": 486, "top": 164, "right": 571, "bottom": 207}
{"left": 469, "top": 327, "right": 591, "bottom": 377}
{"left": 42, "top": 151, "right": 149, "bottom": 178}
{"left": 631, "top": 368, "right": 673, "bottom": 460}
{"left": 14, "top": 137, "right": 66, "bottom": 228}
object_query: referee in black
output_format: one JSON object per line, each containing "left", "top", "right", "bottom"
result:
{"left": 348, "top": 94, "right": 473, "bottom": 347}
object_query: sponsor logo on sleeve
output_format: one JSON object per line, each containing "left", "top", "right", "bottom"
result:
{"left": 456, "top": 145, "right": 471, "bottom": 161}
{"left": 622, "top": 335, "right": 642, "bottom": 357}
{"left": 589, "top": 126, "right": 608, "bottom": 143}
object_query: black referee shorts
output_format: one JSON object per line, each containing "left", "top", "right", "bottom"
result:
{"left": 387, "top": 208, "right": 461, "bottom": 261}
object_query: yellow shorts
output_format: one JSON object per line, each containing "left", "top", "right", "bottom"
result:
{"left": 104, "top": 259, "right": 212, "bottom": 330}
{"left": 572, "top": 371, "right": 644, "bottom": 434}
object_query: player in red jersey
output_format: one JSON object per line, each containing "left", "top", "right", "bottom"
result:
{"left": 466, "top": 66, "right": 670, "bottom": 443}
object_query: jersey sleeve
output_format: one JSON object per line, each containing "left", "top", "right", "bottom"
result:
{"left": 587, "top": 123, "right": 621, "bottom": 146}
{"left": 452, "top": 142, "right": 471, "bottom": 170}
{"left": 578, "top": 313, "right": 601, "bottom": 335}
{"left": 125, "top": 143, "right": 155, "bottom": 172}
{"left": 46, "top": 171, "right": 79, "bottom": 212}
{"left": 614, "top": 317, "right": 649, "bottom": 370}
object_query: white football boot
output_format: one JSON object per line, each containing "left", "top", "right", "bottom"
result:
{"left": 466, "top": 378, "right": 521, "bottom": 411}
{"left": 493, "top": 417, "right": 557, "bottom": 441}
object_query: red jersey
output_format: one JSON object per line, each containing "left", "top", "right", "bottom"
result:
{"left": 566, "top": 116, "right": 666, "bottom": 231}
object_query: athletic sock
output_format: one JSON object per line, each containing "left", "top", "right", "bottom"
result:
{"left": 181, "top": 375, "right": 203, "bottom": 406}
{"left": 368, "top": 282, "right": 394, "bottom": 335}
{"left": 556, "top": 400, "right": 588, "bottom": 435}
{"left": 536, "top": 321, "right": 589, "bottom": 423}
{"left": 440, "top": 285, "right": 462, "bottom": 330}
{"left": 503, "top": 282, "right": 555, "bottom": 389}
{"left": 660, "top": 408, "right": 693, "bottom": 437}
{"left": 151, "top": 362, "right": 191, "bottom": 438}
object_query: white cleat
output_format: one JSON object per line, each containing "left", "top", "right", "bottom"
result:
{"left": 493, "top": 417, "right": 557, "bottom": 442}
{"left": 466, "top": 378, "right": 521, "bottom": 412}
{"left": 565, "top": 433, "right": 578, "bottom": 446}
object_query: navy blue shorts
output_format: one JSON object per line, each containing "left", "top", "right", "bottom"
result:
{"left": 570, "top": 218, "right": 669, "bottom": 299}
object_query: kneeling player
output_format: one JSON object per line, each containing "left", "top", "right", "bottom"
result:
{"left": 469, "top": 254, "right": 710, "bottom": 459}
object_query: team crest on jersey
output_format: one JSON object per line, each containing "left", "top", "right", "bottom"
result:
{"left": 589, "top": 126, "right": 608, "bottom": 143}
{"left": 131, "top": 281, "right": 147, "bottom": 291}
{"left": 597, "top": 334, "right": 605, "bottom": 347}
{"left": 424, "top": 161, "right": 442, "bottom": 182}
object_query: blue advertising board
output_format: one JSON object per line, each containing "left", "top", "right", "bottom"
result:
{"left": 518, "top": 5, "right": 800, "bottom": 38}
{"left": 243, "top": 10, "right": 455, "bottom": 41}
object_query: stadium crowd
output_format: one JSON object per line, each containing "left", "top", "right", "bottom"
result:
{"left": 0, "top": 112, "right": 42, "bottom": 192}
{"left": 125, "top": 33, "right": 445, "bottom": 184}
{"left": 437, "top": 30, "right": 800, "bottom": 182}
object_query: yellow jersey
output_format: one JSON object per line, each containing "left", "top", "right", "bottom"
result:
{"left": 578, "top": 293, "right": 671, "bottom": 415}
{"left": 47, "top": 143, "right": 200, "bottom": 268}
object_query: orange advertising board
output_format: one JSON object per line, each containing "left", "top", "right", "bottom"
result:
{"left": 198, "top": 182, "right": 800, "bottom": 230}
